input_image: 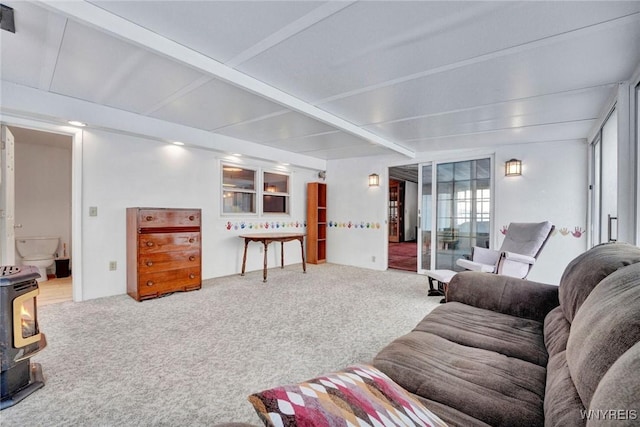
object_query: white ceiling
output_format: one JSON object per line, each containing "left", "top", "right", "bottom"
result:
{"left": 1, "top": 1, "right": 639, "bottom": 160}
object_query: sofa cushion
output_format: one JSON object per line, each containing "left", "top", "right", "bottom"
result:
{"left": 587, "top": 342, "right": 640, "bottom": 426}
{"left": 544, "top": 352, "right": 585, "bottom": 427}
{"left": 413, "top": 395, "right": 491, "bottom": 427}
{"left": 413, "top": 302, "right": 547, "bottom": 366}
{"left": 544, "top": 306, "right": 571, "bottom": 357}
{"left": 447, "top": 272, "right": 559, "bottom": 323}
{"left": 559, "top": 242, "right": 640, "bottom": 323}
{"left": 247, "top": 364, "right": 447, "bottom": 427}
{"left": 566, "top": 262, "right": 640, "bottom": 409}
{"left": 373, "top": 331, "right": 546, "bottom": 427}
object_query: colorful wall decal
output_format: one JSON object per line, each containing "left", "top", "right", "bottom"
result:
{"left": 502, "top": 224, "right": 585, "bottom": 238}
{"left": 224, "top": 220, "right": 306, "bottom": 231}
{"left": 557, "top": 226, "right": 585, "bottom": 238}
{"left": 328, "top": 220, "right": 382, "bottom": 230}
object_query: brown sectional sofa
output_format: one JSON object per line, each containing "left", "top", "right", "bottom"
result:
{"left": 373, "top": 242, "right": 640, "bottom": 426}
{"left": 223, "top": 242, "right": 640, "bottom": 427}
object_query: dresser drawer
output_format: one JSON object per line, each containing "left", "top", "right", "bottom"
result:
{"left": 139, "top": 232, "right": 200, "bottom": 253}
{"left": 138, "top": 209, "right": 201, "bottom": 228}
{"left": 138, "top": 250, "right": 200, "bottom": 274}
{"left": 138, "top": 268, "right": 201, "bottom": 298}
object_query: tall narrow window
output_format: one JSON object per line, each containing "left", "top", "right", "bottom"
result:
{"left": 222, "top": 165, "right": 256, "bottom": 214}
{"left": 263, "top": 171, "right": 289, "bottom": 214}
{"left": 435, "top": 158, "right": 491, "bottom": 270}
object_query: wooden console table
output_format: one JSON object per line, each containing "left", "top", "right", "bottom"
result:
{"left": 239, "top": 233, "right": 306, "bottom": 282}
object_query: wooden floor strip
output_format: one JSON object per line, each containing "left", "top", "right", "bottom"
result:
{"left": 37, "top": 276, "right": 73, "bottom": 306}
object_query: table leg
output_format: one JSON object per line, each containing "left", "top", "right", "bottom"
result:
{"left": 263, "top": 241, "right": 268, "bottom": 282}
{"left": 299, "top": 237, "right": 306, "bottom": 273}
{"left": 427, "top": 276, "right": 443, "bottom": 296}
{"left": 241, "top": 239, "right": 249, "bottom": 276}
{"left": 281, "top": 241, "right": 285, "bottom": 268}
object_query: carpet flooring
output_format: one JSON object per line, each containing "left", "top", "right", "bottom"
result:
{"left": 2, "top": 264, "right": 440, "bottom": 426}
{"left": 388, "top": 242, "right": 418, "bottom": 272}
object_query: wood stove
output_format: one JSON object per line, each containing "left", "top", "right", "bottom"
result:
{"left": 0, "top": 266, "right": 47, "bottom": 410}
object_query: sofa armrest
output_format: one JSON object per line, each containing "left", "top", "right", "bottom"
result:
{"left": 446, "top": 271, "right": 559, "bottom": 322}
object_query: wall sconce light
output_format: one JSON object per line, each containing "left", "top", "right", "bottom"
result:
{"left": 368, "top": 173, "right": 380, "bottom": 187}
{"left": 505, "top": 159, "right": 522, "bottom": 177}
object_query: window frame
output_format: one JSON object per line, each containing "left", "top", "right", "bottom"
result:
{"left": 221, "top": 163, "right": 258, "bottom": 216}
{"left": 262, "top": 169, "right": 291, "bottom": 216}
{"left": 220, "top": 163, "right": 293, "bottom": 217}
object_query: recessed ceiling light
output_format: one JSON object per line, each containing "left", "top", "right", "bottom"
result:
{"left": 172, "top": 141, "right": 184, "bottom": 146}
{"left": 281, "top": 163, "right": 290, "bottom": 166}
{"left": 68, "top": 120, "right": 86, "bottom": 127}
{"left": 232, "top": 153, "right": 242, "bottom": 157}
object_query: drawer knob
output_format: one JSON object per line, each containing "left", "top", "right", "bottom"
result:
{"left": 188, "top": 256, "right": 196, "bottom": 261}
{"left": 189, "top": 274, "right": 196, "bottom": 279}
{"left": 189, "top": 215, "right": 195, "bottom": 221}
{"left": 189, "top": 238, "right": 195, "bottom": 243}
{"left": 146, "top": 241, "right": 154, "bottom": 247}
{"left": 146, "top": 261, "right": 153, "bottom": 267}
{"left": 146, "top": 280, "right": 154, "bottom": 287}
{"left": 145, "top": 215, "right": 154, "bottom": 221}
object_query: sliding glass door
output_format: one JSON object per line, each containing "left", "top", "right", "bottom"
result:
{"left": 589, "top": 108, "right": 618, "bottom": 246}
{"left": 418, "top": 157, "right": 492, "bottom": 273}
{"left": 418, "top": 164, "right": 432, "bottom": 271}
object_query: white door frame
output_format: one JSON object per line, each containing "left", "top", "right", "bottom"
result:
{"left": 1, "top": 125, "right": 16, "bottom": 265}
{"left": 0, "top": 116, "right": 83, "bottom": 302}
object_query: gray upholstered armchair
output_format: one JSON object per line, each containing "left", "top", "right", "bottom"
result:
{"left": 456, "top": 221, "right": 554, "bottom": 279}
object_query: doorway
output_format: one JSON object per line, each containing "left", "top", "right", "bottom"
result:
{"left": 4, "top": 126, "right": 73, "bottom": 305}
{"left": 388, "top": 164, "right": 419, "bottom": 272}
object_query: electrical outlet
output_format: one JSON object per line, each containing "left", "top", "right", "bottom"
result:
{"left": 371, "top": 255, "right": 376, "bottom": 262}
{"left": 109, "top": 261, "right": 117, "bottom": 271}
{"left": 89, "top": 206, "right": 98, "bottom": 217}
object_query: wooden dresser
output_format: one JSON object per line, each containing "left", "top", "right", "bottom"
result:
{"left": 126, "top": 207, "right": 202, "bottom": 301}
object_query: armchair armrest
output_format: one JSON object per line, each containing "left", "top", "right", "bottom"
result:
{"left": 497, "top": 251, "right": 536, "bottom": 278}
{"left": 502, "top": 251, "right": 536, "bottom": 265}
{"left": 446, "top": 271, "right": 559, "bottom": 322}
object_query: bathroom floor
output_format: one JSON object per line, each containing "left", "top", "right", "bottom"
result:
{"left": 37, "top": 276, "right": 72, "bottom": 306}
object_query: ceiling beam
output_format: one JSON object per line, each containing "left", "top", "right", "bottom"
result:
{"left": 225, "top": 1, "right": 355, "bottom": 68}
{"left": 37, "top": 0, "right": 415, "bottom": 158}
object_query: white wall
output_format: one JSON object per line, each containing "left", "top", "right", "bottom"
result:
{"left": 14, "top": 137, "right": 72, "bottom": 270}
{"left": 13, "top": 126, "right": 587, "bottom": 299}
{"left": 325, "top": 157, "right": 389, "bottom": 270}
{"left": 80, "top": 129, "right": 317, "bottom": 300}
{"left": 326, "top": 139, "right": 588, "bottom": 285}
{"left": 494, "top": 140, "right": 588, "bottom": 284}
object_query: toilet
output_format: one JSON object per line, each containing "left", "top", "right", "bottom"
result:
{"left": 15, "top": 236, "right": 60, "bottom": 282}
